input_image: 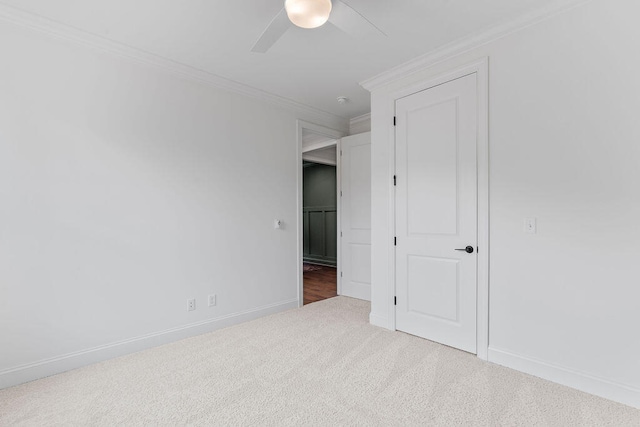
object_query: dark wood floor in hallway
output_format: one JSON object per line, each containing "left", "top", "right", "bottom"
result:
{"left": 303, "top": 264, "right": 337, "bottom": 305}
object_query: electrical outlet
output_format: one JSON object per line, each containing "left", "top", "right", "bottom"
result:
{"left": 208, "top": 294, "right": 217, "bottom": 307}
{"left": 187, "top": 299, "right": 196, "bottom": 312}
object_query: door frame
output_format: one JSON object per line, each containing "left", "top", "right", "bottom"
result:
{"left": 296, "top": 120, "right": 346, "bottom": 307}
{"left": 390, "top": 58, "right": 489, "bottom": 360}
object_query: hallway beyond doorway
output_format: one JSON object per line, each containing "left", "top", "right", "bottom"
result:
{"left": 303, "top": 263, "right": 337, "bottom": 305}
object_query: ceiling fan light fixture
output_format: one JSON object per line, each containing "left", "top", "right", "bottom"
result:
{"left": 284, "top": 0, "right": 332, "bottom": 29}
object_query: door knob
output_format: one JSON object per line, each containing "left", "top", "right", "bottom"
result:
{"left": 455, "top": 246, "right": 474, "bottom": 254}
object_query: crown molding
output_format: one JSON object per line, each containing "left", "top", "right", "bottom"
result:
{"left": 0, "top": 3, "right": 349, "bottom": 132}
{"left": 349, "top": 113, "right": 371, "bottom": 127}
{"left": 348, "top": 112, "right": 371, "bottom": 135}
{"left": 360, "top": 0, "right": 592, "bottom": 92}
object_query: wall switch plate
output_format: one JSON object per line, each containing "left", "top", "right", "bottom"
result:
{"left": 208, "top": 294, "right": 217, "bottom": 307}
{"left": 524, "top": 218, "right": 537, "bottom": 234}
{"left": 187, "top": 299, "right": 196, "bottom": 311}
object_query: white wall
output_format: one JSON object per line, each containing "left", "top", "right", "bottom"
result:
{"left": 369, "top": 0, "right": 640, "bottom": 408}
{"left": 0, "top": 20, "right": 346, "bottom": 387}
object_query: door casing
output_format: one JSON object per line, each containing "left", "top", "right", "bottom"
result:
{"left": 296, "top": 120, "right": 346, "bottom": 307}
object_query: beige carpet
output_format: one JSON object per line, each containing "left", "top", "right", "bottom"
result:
{"left": 1, "top": 297, "right": 638, "bottom": 426}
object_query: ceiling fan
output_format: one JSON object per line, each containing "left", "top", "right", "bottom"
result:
{"left": 251, "top": 0, "right": 385, "bottom": 53}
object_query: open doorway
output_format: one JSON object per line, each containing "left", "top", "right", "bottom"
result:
{"left": 301, "top": 128, "right": 339, "bottom": 305}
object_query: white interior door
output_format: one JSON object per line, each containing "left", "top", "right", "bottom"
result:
{"left": 395, "top": 74, "right": 478, "bottom": 353}
{"left": 340, "top": 132, "right": 371, "bottom": 301}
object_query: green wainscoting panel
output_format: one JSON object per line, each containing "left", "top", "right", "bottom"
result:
{"left": 303, "top": 163, "right": 337, "bottom": 266}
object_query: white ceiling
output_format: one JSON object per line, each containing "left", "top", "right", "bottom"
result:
{"left": 303, "top": 145, "right": 337, "bottom": 165}
{"left": 1, "top": 0, "right": 575, "bottom": 119}
{"left": 302, "top": 129, "right": 336, "bottom": 150}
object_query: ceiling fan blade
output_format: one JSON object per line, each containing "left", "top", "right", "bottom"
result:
{"left": 251, "top": 8, "right": 291, "bottom": 53}
{"left": 328, "top": 0, "right": 385, "bottom": 37}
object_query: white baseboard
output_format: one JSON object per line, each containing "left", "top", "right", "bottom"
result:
{"left": 488, "top": 347, "right": 640, "bottom": 409}
{"left": 369, "top": 312, "right": 393, "bottom": 330}
{"left": 0, "top": 298, "right": 299, "bottom": 390}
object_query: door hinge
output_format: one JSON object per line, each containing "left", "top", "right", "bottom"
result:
{"left": 341, "top": 272, "right": 343, "bottom": 277}
{"left": 394, "top": 237, "right": 397, "bottom": 246}
{"left": 394, "top": 296, "right": 397, "bottom": 305}
{"left": 340, "top": 190, "right": 343, "bottom": 197}
{"left": 393, "top": 116, "right": 396, "bottom": 126}
{"left": 340, "top": 150, "right": 343, "bottom": 156}
{"left": 393, "top": 175, "right": 396, "bottom": 186}
{"left": 340, "top": 231, "right": 343, "bottom": 237}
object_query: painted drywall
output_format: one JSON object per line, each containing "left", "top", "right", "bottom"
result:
{"left": 0, "top": 20, "right": 346, "bottom": 387}
{"left": 303, "top": 164, "right": 337, "bottom": 208}
{"left": 368, "top": 0, "right": 640, "bottom": 408}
